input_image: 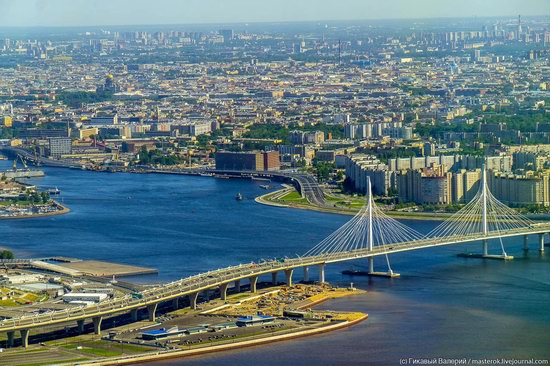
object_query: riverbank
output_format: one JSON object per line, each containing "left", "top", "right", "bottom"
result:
{"left": 73, "top": 315, "right": 368, "bottom": 366}
{"left": 75, "top": 285, "right": 367, "bottom": 366}
{"left": 0, "top": 284, "right": 367, "bottom": 366}
{"left": 0, "top": 151, "right": 451, "bottom": 221}
{"left": 255, "top": 188, "right": 454, "bottom": 221}
{"left": 256, "top": 187, "right": 550, "bottom": 221}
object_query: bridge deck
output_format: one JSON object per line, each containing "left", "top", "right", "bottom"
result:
{"left": 1, "top": 224, "right": 549, "bottom": 333}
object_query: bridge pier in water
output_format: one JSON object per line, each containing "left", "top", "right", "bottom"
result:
{"left": 524, "top": 235, "right": 529, "bottom": 251}
{"left": 172, "top": 297, "right": 180, "bottom": 310}
{"left": 234, "top": 280, "right": 241, "bottom": 292}
{"left": 539, "top": 233, "right": 545, "bottom": 252}
{"left": 368, "top": 258, "right": 374, "bottom": 274}
{"left": 366, "top": 259, "right": 401, "bottom": 278}
{"left": 131, "top": 308, "right": 139, "bottom": 322}
{"left": 319, "top": 264, "right": 325, "bottom": 283}
{"left": 483, "top": 238, "right": 513, "bottom": 260}
{"left": 303, "top": 267, "right": 309, "bottom": 282}
{"left": 459, "top": 238, "right": 514, "bottom": 260}
{"left": 271, "top": 272, "right": 278, "bottom": 285}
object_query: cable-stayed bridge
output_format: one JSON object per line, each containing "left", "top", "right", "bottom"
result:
{"left": 1, "top": 168, "right": 549, "bottom": 348}
{"left": 304, "top": 168, "right": 546, "bottom": 274}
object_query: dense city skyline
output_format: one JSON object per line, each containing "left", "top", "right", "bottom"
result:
{"left": 0, "top": 0, "right": 548, "bottom": 27}
{"left": 0, "top": 2, "right": 549, "bottom": 363}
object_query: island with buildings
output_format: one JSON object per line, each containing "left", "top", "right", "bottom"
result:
{"left": 0, "top": 164, "right": 68, "bottom": 219}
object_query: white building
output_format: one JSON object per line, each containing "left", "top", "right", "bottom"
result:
{"left": 62, "top": 292, "right": 108, "bottom": 303}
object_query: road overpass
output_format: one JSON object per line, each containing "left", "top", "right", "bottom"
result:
{"left": 0, "top": 219, "right": 548, "bottom": 348}
{"left": 203, "top": 168, "right": 327, "bottom": 206}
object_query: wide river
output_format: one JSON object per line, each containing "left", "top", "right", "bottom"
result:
{"left": 0, "top": 160, "right": 549, "bottom": 365}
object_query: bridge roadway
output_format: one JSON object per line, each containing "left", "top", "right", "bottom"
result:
{"left": 1, "top": 223, "right": 549, "bottom": 347}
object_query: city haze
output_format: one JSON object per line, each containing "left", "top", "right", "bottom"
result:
{"left": 0, "top": 0, "right": 548, "bottom": 27}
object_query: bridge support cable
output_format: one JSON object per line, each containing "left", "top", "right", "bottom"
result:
{"left": 425, "top": 165, "right": 535, "bottom": 258}
{"left": 384, "top": 254, "right": 394, "bottom": 275}
{"left": 304, "top": 178, "right": 423, "bottom": 275}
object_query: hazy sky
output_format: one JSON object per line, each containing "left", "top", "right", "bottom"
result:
{"left": 0, "top": 0, "right": 548, "bottom": 27}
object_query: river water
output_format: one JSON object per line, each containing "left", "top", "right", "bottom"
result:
{"left": 0, "top": 160, "right": 549, "bottom": 365}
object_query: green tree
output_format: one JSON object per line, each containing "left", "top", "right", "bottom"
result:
{"left": 0, "top": 250, "right": 14, "bottom": 259}
{"left": 313, "top": 160, "right": 335, "bottom": 182}
{"left": 41, "top": 192, "right": 50, "bottom": 204}
{"left": 30, "top": 191, "right": 41, "bottom": 203}
{"left": 58, "top": 90, "right": 113, "bottom": 108}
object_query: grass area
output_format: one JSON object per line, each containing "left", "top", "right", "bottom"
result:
{"left": 62, "top": 340, "right": 153, "bottom": 357}
{"left": 330, "top": 312, "right": 366, "bottom": 321}
{"left": 179, "top": 325, "right": 296, "bottom": 350}
{"left": 19, "top": 358, "right": 90, "bottom": 366}
{"left": 323, "top": 193, "right": 366, "bottom": 208}
{"left": 264, "top": 187, "right": 364, "bottom": 210}
{"left": 0, "top": 288, "right": 46, "bottom": 307}
{"left": 277, "top": 191, "right": 308, "bottom": 204}
{"left": 62, "top": 345, "right": 121, "bottom": 358}
{"left": 261, "top": 189, "right": 451, "bottom": 220}
{"left": 262, "top": 190, "right": 286, "bottom": 200}
{"left": 0, "top": 299, "right": 18, "bottom": 306}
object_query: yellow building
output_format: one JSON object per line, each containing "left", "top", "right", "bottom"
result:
{"left": 452, "top": 169, "right": 481, "bottom": 203}
{"left": 489, "top": 171, "right": 550, "bottom": 207}
{"left": 79, "top": 127, "right": 99, "bottom": 140}
{"left": 2, "top": 116, "right": 12, "bottom": 127}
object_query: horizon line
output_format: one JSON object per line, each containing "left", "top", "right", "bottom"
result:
{"left": 1, "top": 14, "right": 549, "bottom": 30}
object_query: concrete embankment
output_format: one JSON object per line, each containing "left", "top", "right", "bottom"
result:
{"left": 75, "top": 315, "right": 368, "bottom": 366}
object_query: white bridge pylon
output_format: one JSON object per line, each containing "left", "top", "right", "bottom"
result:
{"left": 305, "top": 166, "right": 537, "bottom": 269}
{"left": 425, "top": 166, "right": 536, "bottom": 258}
{"left": 305, "top": 177, "right": 424, "bottom": 275}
